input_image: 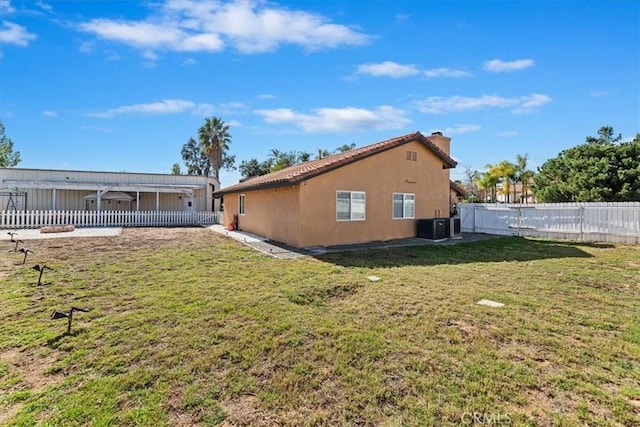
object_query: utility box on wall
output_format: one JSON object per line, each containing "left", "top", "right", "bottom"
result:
{"left": 417, "top": 218, "right": 448, "bottom": 240}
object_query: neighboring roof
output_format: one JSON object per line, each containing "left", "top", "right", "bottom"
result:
{"left": 450, "top": 181, "right": 468, "bottom": 197}
{"left": 215, "top": 131, "right": 457, "bottom": 195}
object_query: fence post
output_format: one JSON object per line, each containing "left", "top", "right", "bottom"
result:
{"left": 579, "top": 204, "right": 584, "bottom": 242}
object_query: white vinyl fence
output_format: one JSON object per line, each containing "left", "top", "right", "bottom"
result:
{"left": 0, "top": 210, "right": 223, "bottom": 229}
{"left": 459, "top": 203, "right": 640, "bottom": 244}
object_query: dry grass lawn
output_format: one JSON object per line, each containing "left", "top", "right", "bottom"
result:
{"left": 0, "top": 227, "right": 638, "bottom": 426}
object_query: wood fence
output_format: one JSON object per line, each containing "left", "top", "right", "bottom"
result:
{"left": 0, "top": 210, "right": 223, "bottom": 229}
{"left": 458, "top": 202, "right": 640, "bottom": 244}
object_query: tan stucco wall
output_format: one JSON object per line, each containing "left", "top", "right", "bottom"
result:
{"left": 296, "top": 140, "right": 450, "bottom": 247}
{"left": 222, "top": 186, "right": 302, "bottom": 248}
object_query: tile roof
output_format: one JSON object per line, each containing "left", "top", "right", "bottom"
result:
{"left": 215, "top": 131, "right": 457, "bottom": 195}
{"left": 450, "top": 180, "right": 468, "bottom": 197}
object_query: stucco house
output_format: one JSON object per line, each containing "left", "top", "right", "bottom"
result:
{"left": 0, "top": 168, "right": 219, "bottom": 212}
{"left": 215, "top": 131, "right": 457, "bottom": 248}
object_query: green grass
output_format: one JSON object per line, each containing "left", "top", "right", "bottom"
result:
{"left": 0, "top": 228, "right": 639, "bottom": 426}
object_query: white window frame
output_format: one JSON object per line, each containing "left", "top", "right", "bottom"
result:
{"left": 336, "top": 191, "right": 366, "bottom": 221}
{"left": 393, "top": 193, "right": 415, "bottom": 219}
{"left": 239, "top": 194, "right": 246, "bottom": 215}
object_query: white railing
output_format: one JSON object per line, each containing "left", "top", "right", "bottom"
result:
{"left": 0, "top": 210, "right": 223, "bottom": 229}
{"left": 459, "top": 202, "right": 640, "bottom": 244}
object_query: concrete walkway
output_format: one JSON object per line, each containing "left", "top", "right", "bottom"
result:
{"left": 207, "top": 224, "right": 498, "bottom": 259}
{"left": 0, "top": 227, "right": 122, "bottom": 240}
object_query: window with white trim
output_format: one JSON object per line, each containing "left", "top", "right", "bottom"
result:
{"left": 336, "top": 191, "right": 366, "bottom": 221}
{"left": 239, "top": 194, "right": 246, "bottom": 215}
{"left": 393, "top": 193, "right": 415, "bottom": 219}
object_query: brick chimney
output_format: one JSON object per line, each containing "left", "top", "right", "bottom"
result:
{"left": 426, "top": 131, "right": 451, "bottom": 155}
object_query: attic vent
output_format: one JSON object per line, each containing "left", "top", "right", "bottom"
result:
{"left": 406, "top": 151, "right": 417, "bottom": 161}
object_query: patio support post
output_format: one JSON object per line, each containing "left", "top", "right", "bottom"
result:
{"left": 52, "top": 188, "right": 57, "bottom": 211}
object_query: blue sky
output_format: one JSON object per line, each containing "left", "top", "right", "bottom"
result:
{"left": 1, "top": 0, "right": 638, "bottom": 187}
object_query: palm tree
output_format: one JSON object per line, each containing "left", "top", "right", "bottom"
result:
{"left": 492, "top": 161, "right": 516, "bottom": 203}
{"left": 198, "top": 116, "right": 231, "bottom": 181}
{"left": 515, "top": 154, "right": 534, "bottom": 203}
{"left": 476, "top": 170, "right": 500, "bottom": 202}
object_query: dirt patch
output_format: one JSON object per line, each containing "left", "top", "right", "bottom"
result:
{"left": 220, "top": 395, "right": 276, "bottom": 426}
{"left": 0, "top": 347, "right": 64, "bottom": 424}
{"left": 626, "top": 261, "right": 640, "bottom": 268}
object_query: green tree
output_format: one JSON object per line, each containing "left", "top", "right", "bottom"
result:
{"left": 239, "top": 158, "right": 271, "bottom": 181}
{"left": 0, "top": 119, "right": 21, "bottom": 168}
{"left": 475, "top": 169, "right": 499, "bottom": 202}
{"left": 534, "top": 128, "right": 640, "bottom": 202}
{"left": 515, "top": 154, "right": 535, "bottom": 203}
{"left": 585, "top": 126, "right": 622, "bottom": 145}
{"left": 170, "top": 163, "right": 182, "bottom": 175}
{"left": 335, "top": 143, "right": 356, "bottom": 153}
{"left": 181, "top": 137, "right": 211, "bottom": 176}
{"left": 198, "top": 117, "right": 235, "bottom": 180}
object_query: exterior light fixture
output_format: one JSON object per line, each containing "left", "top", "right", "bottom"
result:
{"left": 50, "top": 307, "right": 90, "bottom": 335}
{"left": 32, "top": 264, "right": 53, "bottom": 285}
{"left": 18, "top": 247, "right": 33, "bottom": 264}
{"left": 13, "top": 239, "right": 23, "bottom": 252}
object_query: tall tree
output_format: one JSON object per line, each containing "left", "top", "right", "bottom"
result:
{"left": 198, "top": 117, "right": 235, "bottom": 180}
{"left": 463, "top": 167, "right": 480, "bottom": 201}
{"left": 498, "top": 161, "right": 517, "bottom": 203}
{"left": 476, "top": 169, "right": 499, "bottom": 202}
{"left": 534, "top": 127, "right": 640, "bottom": 202}
{"left": 0, "top": 119, "right": 21, "bottom": 168}
{"left": 170, "top": 163, "right": 182, "bottom": 175}
{"left": 239, "top": 158, "right": 271, "bottom": 181}
{"left": 585, "top": 126, "right": 622, "bottom": 145}
{"left": 515, "top": 154, "right": 534, "bottom": 203}
{"left": 335, "top": 143, "right": 356, "bottom": 153}
{"left": 181, "top": 137, "right": 211, "bottom": 176}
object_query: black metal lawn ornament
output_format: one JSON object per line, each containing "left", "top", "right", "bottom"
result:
{"left": 12, "top": 239, "right": 23, "bottom": 252}
{"left": 50, "top": 307, "right": 90, "bottom": 335}
{"left": 18, "top": 247, "right": 33, "bottom": 264}
{"left": 7, "top": 231, "right": 17, "bottom": 242}
{"left": 32, "top": 264, "right": 53, "bottom": 285}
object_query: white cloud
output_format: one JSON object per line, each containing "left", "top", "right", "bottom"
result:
{"left": 431, "top": 124, "right": 481, "bottom": 135}
{"left": 0, "top": 1, "right": 14, "bottom": 14}
{"left": 483, "top": 58, "right": 534, "bottom": 72}
{"left": 79, "top": 19, "right": 223, "bottom": 52}
{"left": 193, "top": 101, "right": 247, "bottom": 116}
{"left": 78, "top": 0, "right": 369, "bottom": 55}
{"left": 356, "top": 61, "right": 419, "bottom": 78}
{"left": 497, "top": 131, "right": 519, "bottom": 138}
{"left": 36, "top": 1, "right": 53, "bottom": 13}
{"left": 424, "top": 68, "right": 471, "bottom": 78}
{"left": 255, "top": 105, "right": 411, "bottom": 133}
{"left": 42, "top": 110, "right": 58, "bottom": 117}
{"left": 591, "top": 90, "right": 609, "bottom": 98}
{"left": 0, "top": 21, "right": 36, "bottom": 46}
{"left": 257, "top": 94, "right": 275, "bottom": 99}
{"left": 88, "top": 99, "right": 249, "bottom": 118}
{"left": 181, "top": 57, "right": 196, "bottom": 66}
{"left": 395, "top": 13, "right": 409, "bottom": 24}
{"left": 414, "top": 93, "right": 551, "bottom": 114}
{"left": 142, "top": 49, "right": 159, "bottom": 60}
{"left": 86, "top": 99, "right": 196, "bottom": 118}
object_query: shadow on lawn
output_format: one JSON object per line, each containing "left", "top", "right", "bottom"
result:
{"left": 314, "top": 236, "right": 596, "bottom": 268}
